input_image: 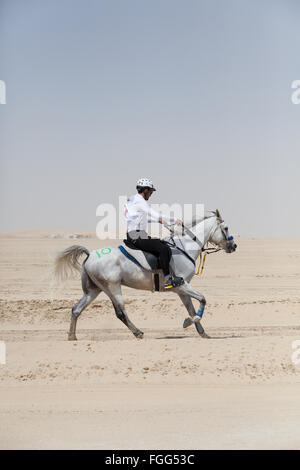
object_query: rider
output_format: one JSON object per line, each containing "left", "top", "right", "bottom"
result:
{"left": 125, "top": 178, "right": 184, "bottom": 288}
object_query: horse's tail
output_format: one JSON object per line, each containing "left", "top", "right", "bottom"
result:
{"left": 54, "top": 245, "right": 90, "bottom": 281}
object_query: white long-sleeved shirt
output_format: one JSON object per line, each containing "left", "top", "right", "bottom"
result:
{"left": 125, "top": 193, "right": 176, "bottom": 232}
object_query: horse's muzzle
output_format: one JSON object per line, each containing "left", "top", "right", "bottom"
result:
{"left": 226, "top": 241, "right": 237, "bottom": 253}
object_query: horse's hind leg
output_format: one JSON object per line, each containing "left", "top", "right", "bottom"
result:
{"left": 108, "top": 283, "right": 144, "bottom": 339}
{"left": 68, "top": 270, "right": 101, "bottom": 341}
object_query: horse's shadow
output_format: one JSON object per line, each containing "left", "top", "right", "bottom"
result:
{"left": 155, "top": 333, "right": 243, "bottom": 340}
{"left": 155, "top": 335, "right": 191, "bottom": 340}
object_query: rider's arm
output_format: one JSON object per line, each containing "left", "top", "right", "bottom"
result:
{"left": 148, "top": 207, "right": 176, "bottom": 225}
{"left": 137, "top": 198, "right": 176, "bottom": 225}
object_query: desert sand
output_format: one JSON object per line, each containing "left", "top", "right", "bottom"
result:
{"left": 0, "top": 231, "right": 300, "bottom": 449}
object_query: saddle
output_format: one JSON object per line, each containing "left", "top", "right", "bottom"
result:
{"left": 122, "top": 239, "right": 161, "bottom": 269}
{"left": 119, "top": 239, "right": 166, "bottom": 291}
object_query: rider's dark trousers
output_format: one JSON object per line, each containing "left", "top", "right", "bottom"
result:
{"left": 127, "top": 230, "right": 171, "bottom": 276}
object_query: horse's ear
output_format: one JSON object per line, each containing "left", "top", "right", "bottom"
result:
{"left": 215, "top": 209, "right": 220, "bottom": 219}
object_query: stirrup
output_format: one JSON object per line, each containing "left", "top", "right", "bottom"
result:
{"left": 164, "top": 276, "right": 173, "bottom": 289}
{"left": 164, "top": 274, "right": 184, "bottom": 289}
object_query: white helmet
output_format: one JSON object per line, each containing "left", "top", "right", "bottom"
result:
{"left": 136, "top": 178, "right": 156, "bottom": 191}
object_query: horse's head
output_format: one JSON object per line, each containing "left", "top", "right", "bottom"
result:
{"left": 209, "top": 209, "right": 237, "bottom": 253}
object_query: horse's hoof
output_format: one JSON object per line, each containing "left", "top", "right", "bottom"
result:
{"left": 68, "top": 334, "right": 77, "bottom": 341}
{"left": 183, "top": 317, "right": 193, "bottom": 328}
{"left": 200, "top": 331, "right": 210, "bottom": 339}
{"left": 194, "top": 320, "right": 207, "bottom": 337}
{"left": 134, "top": 330, "right": 144, "bottom": 339}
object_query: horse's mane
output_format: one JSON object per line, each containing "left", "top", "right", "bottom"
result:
{"left": 183, "top": 210, "right": 217, "bottom": 228}
{"left": 165, "top": 210, "right": 217, "bottom": 239}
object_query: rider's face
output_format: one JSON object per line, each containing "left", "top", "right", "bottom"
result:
{"left": 144, "top": 188, "right": 154, "bottom": 200}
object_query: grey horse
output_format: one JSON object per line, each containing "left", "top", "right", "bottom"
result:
{"left": 54, "top": 210, "right": 236, "bottom": 340}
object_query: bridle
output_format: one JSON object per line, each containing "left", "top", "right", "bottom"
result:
{"left": 208, "top": 217, "right": 228, "bottom": 245}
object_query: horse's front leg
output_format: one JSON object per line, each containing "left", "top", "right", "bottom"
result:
{"left": 176, "top": 284, "right": 210, "bottom": 338}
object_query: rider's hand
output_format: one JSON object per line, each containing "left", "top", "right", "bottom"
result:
{"left": 175, "top": 219, "right": 183, "bottom": 226}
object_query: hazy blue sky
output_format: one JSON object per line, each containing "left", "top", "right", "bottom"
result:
{"left": 1, "top": 0, "right": 299, "bottom": 236}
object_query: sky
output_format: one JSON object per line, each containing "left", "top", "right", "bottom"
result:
{"left": 1, "top": 0, "right": 299, "bottom": 237}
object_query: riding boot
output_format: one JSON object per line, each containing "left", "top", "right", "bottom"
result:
{"left": 171, "top": 274, "right": 185, "bottom": 287}
{"left": 164, "top": 272, "right": 185, "bottom": 289}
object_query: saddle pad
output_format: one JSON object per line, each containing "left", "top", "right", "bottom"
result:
{"left": 118, "top": 245, "right": 159, "bottom": 271}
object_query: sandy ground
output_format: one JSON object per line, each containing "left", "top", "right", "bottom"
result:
{"left": 0, "top": 231, "right": 300, "bottom": 449}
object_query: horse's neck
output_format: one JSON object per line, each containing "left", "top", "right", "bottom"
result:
{"left": 172, "top": 217, "right": 216, "bottom": 261}
{"left": 194, "top": 216, "right": 216, "bottom": 246}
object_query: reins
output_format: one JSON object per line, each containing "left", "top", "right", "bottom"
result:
{"left": 195, "top": 243, "right": 221, "bottom": 276}
{"left": 165, "top": 221, "right": 222, "bottom": 276}
{"left": 164, "top": 238, "right": 196, "bottom": 267}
